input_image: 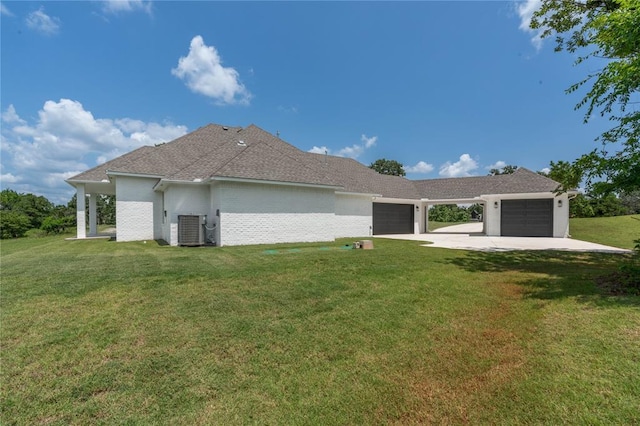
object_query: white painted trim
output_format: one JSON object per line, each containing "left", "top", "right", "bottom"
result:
{"left": 107, "top": 170, "right": 164, "bottom": 179}
{"left": 422, "top": 197, "right": 485, "bottom": 204}
{"left": 373, "top": 197, "right": 420, "bottom": 204}
{"left": 153, "top": 179, "right": 207, "bottom": 192}
{"left": 480, "top": 192, "right": 556, "bottom": 200}
{"left": 210, "top": 176, "right": 343, "bottom": 191}
{"left": 335, "top": 191, "right": 378, "bottom": 197}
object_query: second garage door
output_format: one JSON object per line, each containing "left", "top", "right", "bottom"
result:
{"left": 373, "top": 203, "right": 414, "bottom": 235}
{"left": 501, "top": 199, "right": 553, "bottom": 237}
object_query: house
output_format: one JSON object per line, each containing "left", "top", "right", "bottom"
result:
{"left": 66, "top": 123, "right": 570, "bottom": 246}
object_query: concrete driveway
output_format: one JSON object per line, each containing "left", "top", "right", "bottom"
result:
{"left": 379, "top": 223, "right": 630, "bottom": 253}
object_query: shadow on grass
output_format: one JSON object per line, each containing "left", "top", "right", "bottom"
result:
{"left": 442, "top": 250, "right": 639, "bottom": 307}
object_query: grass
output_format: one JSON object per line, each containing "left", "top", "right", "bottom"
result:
{"left": 427, "top": 221, "right": 469, "bottom": 231}
{"left": 570, "top": 214, "right": 640, "bottom": 249}
{"left": 1, "top": 234, "right": 639, "bottom": 424}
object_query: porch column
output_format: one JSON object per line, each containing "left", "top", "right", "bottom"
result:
{"left": 76, "top": 184, "right": 86, "bottom": 239}
{"left": 89, "top": 193, "right": 98, "bottom": 236}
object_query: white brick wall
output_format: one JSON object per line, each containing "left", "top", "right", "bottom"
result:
{"left": 334, "top": 194, "right": 372, "bottom": 238}
{"left": 218, "top": 181, "right": 335, "bottom": 246}
{"left": 114, "top": 178, "right": 380, "bottom": 246}
{"left": 115, "top": 176, "right": 159, "bottom": 242}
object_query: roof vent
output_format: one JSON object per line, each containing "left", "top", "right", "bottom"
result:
{"left": 222, "top": 126, "right": 229, "bottom": 130}
{"left": 237, "top": 140, "right": 246, "bottom": 147}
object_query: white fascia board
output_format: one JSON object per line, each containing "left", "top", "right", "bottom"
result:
{"left": 335, "top": 191, "right": 379, "bottom": 198}
{"left": 210, "top": 176, "right": 343, "bottom": 191}
{"left": 153, "top": 178, "right": 206, "bottom": 192}
{"left": 421, "top": 197, "right": 484, "bottom": 204}
{"left": 373, "top": 196, "right": 421, "bottom": 204}
{"left": 107, "top": 170, "right": 164, "bottom": 179}
{"left": 479, "top": 192, "right": 556, "bottom": 200}
{"left": 65, "top": 178, "right": 113, "bottom": 187}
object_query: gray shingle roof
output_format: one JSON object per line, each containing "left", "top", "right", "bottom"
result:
{"left": 413, "top": 168, "right": 560, "bottom": 200}
{"left": 69, "top": 145, "right": 157, "bottom": 181}
{"left": 68, "top": 124, "right": 559, "bottom": 200}
{"left": 308, "top": 154, "right": 420, "bottom": 199}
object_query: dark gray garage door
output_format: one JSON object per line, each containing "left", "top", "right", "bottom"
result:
{"left": 501, "top": 199, "right": 553, "bottom": 237}
{"left": 373, "top": 203, "right": 414, "bottom": 235}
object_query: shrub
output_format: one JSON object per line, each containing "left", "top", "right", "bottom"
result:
{"left": 0, "top": 211, "right": 32, "bottom": 239}
{"left": 40, "top": 215, "right": 74, "bottom": 235}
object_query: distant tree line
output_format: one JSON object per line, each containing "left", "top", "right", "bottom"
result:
{"left": 428, "top": 204, "right": 483, "bottom": 223}
{"left": 0, "top": 189, "right": 115, "bottom": 239}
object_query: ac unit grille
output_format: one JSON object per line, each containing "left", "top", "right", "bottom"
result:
{"left": 178, "top": 215, "right": 204, "bottom": 246}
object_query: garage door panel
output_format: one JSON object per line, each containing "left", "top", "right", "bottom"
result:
{"left": 501, "top": 199, "right": 553, "bottom": 237}
{"left": 373, "top": 203, "right": 414, "bottom": 235}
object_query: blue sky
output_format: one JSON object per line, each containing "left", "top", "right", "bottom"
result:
{"left": 1, "top": 1, "right": 609, "bottom": 204}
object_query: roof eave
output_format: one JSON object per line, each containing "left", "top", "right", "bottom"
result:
{"left": 106, "top": 170, "right": 164, "bottom": 179}
{"left": 210, "top": 176, "right": 343, "bottom": 191}
{"left": 335, "top": 191, "right": 379, "bottom": 197}
{"left": 65, "top": 178, "right": 111, "bottom": 187}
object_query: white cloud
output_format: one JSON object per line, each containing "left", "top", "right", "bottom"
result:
{"left": 439, "top": 154, "right": 478, "bottom": 177}
{"left": 172, "top": 35, "right": 251, "bottom": 105}
{"left": 1, "top": 3, "right": 14, "bottom": 17}
{"left": 277, "top": 105, "right": 298, "bottom": 114}
{"left": 486, "top": 160, "right": 506, "bottom": 171}
{"left": 406, "top": 161, "right": 434, "bottom": 174}
{"left": 0, "top": 100, "right": 188, "bottom": 204}
{"left": 308, "top": 134, "right": 377, "bottom": 159}
{"left": 516, "top": 0, "right": 544, "bottom": 50}
{"left": 540, "top": 167, "right": 551, "bottom": 174}
{"left": 101, "top": 0, "right": 152, "bottom": 14}
{"left": 1, "top": 173, "right": 20, "bottom": 183}
{"left": 308, "top": 146, "right": 329, "bottom": 154}
{"left": 361, "top": 134, "right": 377, "bottom": 148}
{"left": 25, "top": 7, "right": 61, "bottom": 36}
{"left": 2, "top": 105, "right": 26, "bottom": 125}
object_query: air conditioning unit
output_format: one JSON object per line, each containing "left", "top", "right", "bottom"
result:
{"left": 178, "top": 215, "right": 204, "bottom": 246}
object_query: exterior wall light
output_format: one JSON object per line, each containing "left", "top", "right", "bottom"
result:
{"left": 558, "top": 199, "right": 562, "bottom": 207}
{"left": 494, "top": 201, "right": 499, "bottom": 209}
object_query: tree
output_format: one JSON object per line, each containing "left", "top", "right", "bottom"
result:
{"left": 0, "top": 189, "right": 21, "bottom": 210}
{"left": 619, "top": 190, "right": 640, "bottom": 213}
{"left": 428, "top": 204, "right": 470, "bottom": 222}
{"left": 96, "top": 194, "right": 116, "bottom": 225}
{"left": 488, "top": 165, "right": 518, "bottom": 176}
{"left": 0, "top": 189, "right": 53, "bottom": 229}
{"left": 543, "top": 160, "right": 583, "bottom": 192}
{"left": 530, "top": 0, "right": 640, "bottom": 194}
{"left": 369, "top": 158, "right": 406, "bottom": 176}
{"left": 67, "top": 193, "right": 115, "bottom": 225}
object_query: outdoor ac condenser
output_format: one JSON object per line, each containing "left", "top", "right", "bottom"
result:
{"left": 178, "top": 215, "right": 204, "bottom": 246}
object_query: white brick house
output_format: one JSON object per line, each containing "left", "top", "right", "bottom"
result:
{"left": 67, "top": 124, "right": 570, "bottom": 246}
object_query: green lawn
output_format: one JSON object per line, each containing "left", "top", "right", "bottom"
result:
{"left": 427, "top": 221, "right": 469, "bottom": 231}
{"left": 1, "top": 235, "right": 639, "bottom": 424}
{"left": 570, "top": 214, "right": 640, "bottom": 249}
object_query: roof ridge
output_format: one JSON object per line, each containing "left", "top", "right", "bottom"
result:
{"left": 209, "top": 140, "right": 265, "bottom": 177}
{"left": 258, "top": 140, "right": 339, "bottom": 184}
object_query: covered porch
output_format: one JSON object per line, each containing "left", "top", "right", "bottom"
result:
{"left": 421, "top": 197, "right": 487, "bottom": 235}
{"left": 65, "top": 180, "right": 116, "bottom": 240}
